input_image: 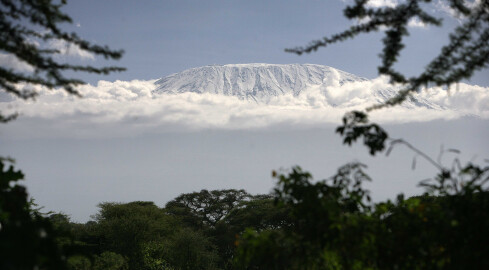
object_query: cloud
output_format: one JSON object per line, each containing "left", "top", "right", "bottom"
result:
{"left": 353, "top": 3, "right": 427, "bottom": 29}
{"left": 407, "top": 18, "right": 427, "bottom": 29}
{"left": 1, "top": 77, "right": 488, "bottom": 138}
{"left": 365, "top": 0, "right": 398, "bottom": 8}
{"left": 342, "top": 0, "right": 401, "bottom": 8}
{"left": 417, "top": 83, "right": 489, "bottom": 117}
{"left": 0, "top": 53, "right": 35, "bottom": 72}
{"left": 48, "top": 39, "right": 95, "bottom": 60}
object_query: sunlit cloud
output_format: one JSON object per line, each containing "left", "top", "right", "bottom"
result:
{"left": 407, "top": 18, "right": 427, "bottom": 29}
{"left": 365, "top": 0, "right": 399, "bottom": 8}
{"left": 351, "top": 3, "right": 428, "bottom": 29}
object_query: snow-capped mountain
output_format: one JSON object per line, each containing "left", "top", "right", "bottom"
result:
{"left": 153, "top": 63, "right": 442, "bottom": 109}
{"left": 154, "top": 64, "right": 364, "bottom": 100}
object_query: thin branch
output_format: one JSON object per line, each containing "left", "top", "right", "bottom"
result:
{"left": 388, "top": 138, "right": 444, "bottom": 171}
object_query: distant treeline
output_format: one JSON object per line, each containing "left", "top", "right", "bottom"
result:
{"left": 55, "top": 189, "right": 290, "bottom": 270}
{"left": 46, "top": 164, "right": 489, "bottom": 269}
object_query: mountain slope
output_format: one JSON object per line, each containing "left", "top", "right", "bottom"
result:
{"left": 154, "top": 64, "right": 363, "bottom": 100}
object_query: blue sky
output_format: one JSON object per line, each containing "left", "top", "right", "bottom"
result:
{"left": 61, "top": 0, "right": 488, "bottom": 86}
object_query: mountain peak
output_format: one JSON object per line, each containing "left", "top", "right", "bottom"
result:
{"left": 153, "top": 63, "right": 366, "bottom": 102}
{"left": 152, "top": 63, "right": 443, "bottom": 110}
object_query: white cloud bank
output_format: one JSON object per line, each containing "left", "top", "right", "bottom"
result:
{"left": 1, "top": 77, "right": 488, "bottom": 138}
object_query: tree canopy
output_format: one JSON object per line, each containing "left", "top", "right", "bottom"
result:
{"left": 165, "top": 189, "right": 251, "bottom": 228}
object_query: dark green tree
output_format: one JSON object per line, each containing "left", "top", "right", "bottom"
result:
{"left": 92, "top": 251, "right": 128, "bottom": 270}
{"left": 0, "top": 0, "right": 125, "bottom": 122}
{"left": 235, "top": 164, "right": 375, "bottom": 269}
{"left": 0, "top": 159, "right": 67, "bottom": 269}
{"left": 160, "top": 227, "right": 220, "bottom": 270}
{"left": 165, "top": 189, "right": 251, "bottom": 229}
{"left": 235, "top": 163, "right": 489, "bottom": 269}
{"left": 214, "top": 194, "right": 292, "bottom": 269}
{"left": 93, "top": 201, "right": 174, "bottom": 270}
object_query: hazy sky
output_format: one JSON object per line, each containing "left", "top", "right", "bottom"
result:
{"left": 4, "top": 120, "right": 488, "bottom": 222}
{"left": 1, "top": 0, "right": 488, "bottom": 222}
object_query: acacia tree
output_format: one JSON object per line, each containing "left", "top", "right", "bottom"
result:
{"left": 165, "top": 189, "right": 251, "bottom": 229}
{"left": 0, "top": 0, "right": 125, "bottom": 122}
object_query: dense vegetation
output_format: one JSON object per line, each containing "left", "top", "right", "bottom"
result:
{"left": 2, "top": 159, "right": 488, "bottom": 269}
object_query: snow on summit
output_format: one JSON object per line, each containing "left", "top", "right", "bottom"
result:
{"left": 152, "top": 63, "right": 441, "bottom": 109}
{"left": 154, "top": 63, "right": 365, "bottom": 102}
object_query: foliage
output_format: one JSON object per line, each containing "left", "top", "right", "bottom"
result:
{"left": 236, "top": 164, "right": 376, "bottom": 269}
{"left": 92, "top": 201, "right": 174, "bottom": 270}
{"left": 93, "top": 251, "right": 128, "bottom": 270}
{"left": 165, "top": 189, "right": 251, "bottom": 229}
{"left": 0, "top": 0, "right": 124, "bottom": 121}
{"left": 162, "top": 227, "right": 220, "bottom": 270}
{"left": 67, "top": 255, "right": 91, "bottom": 270}
{"left": 54, "top": 189, "right": 294, "bottom": 270}
{"left": 141, "top": 241, "right": 175, "bottom": 270}
{"left": 214, "top": 194, "right": 292, "bottom": 268}
{"left": 235, "top": 163, "right": 489, "bottom": 269}
{"left": 336, "top": 111, "right": 388, "bottom": 155}
{"left": 0, "top": 159, "right": 67, "bottom": 269}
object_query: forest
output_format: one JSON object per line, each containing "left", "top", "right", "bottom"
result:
{"left": 2, "top": 159, "right": 489, "bottom": 269}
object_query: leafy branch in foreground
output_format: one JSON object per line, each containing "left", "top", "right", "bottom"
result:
{"left": 336, "top": 111, "right": 388, "bottom": 155}
{"left": 287, "top": 0, "right": 489, "bottom": 109}
{"left": 0, "top": 0, "right": 125, "bottom": 102}
{"left": 0, "top": 159, "right": 68, "bottom": 269}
